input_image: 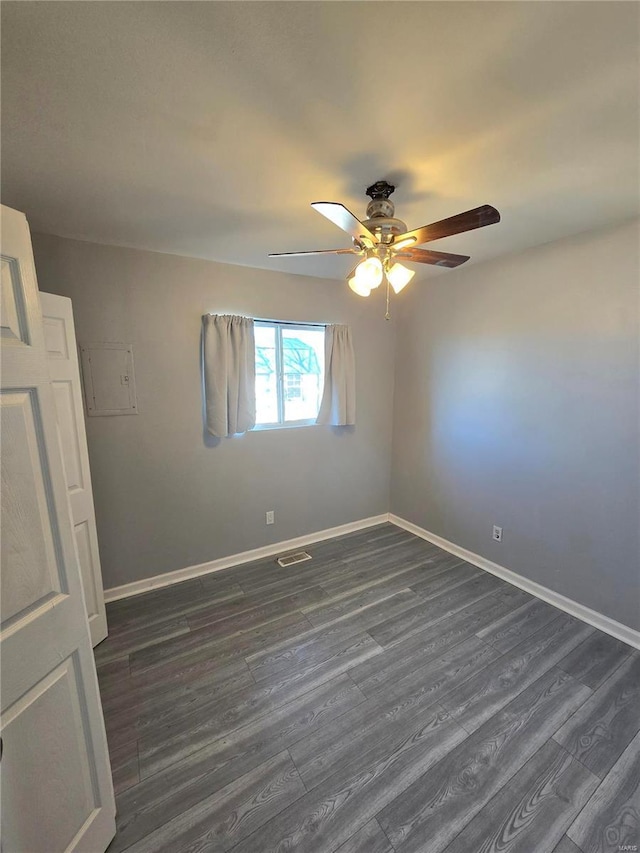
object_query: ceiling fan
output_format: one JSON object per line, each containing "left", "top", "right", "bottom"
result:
{"left": 269, "top": 180, "right": 500, "bottom": 317}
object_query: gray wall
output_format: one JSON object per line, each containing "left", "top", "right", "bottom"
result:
{"left": 33, "top": 222, "right": 640, "bottom": 632}
{"left": 32, "top": 234, "right": 395, "bottom": 590}
{"left": 390, "top": 219, "right": 640, "bottom": 630}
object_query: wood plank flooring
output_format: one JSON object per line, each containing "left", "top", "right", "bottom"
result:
{"left": 98, "top": 524, "right": 639, "bottom": 853}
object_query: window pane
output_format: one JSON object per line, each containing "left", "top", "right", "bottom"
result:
{"left": 281, "top": 327, "right": 324, "bottom": 422}
{"left": 255, "top": 325, "right": 278, "bottom": 424}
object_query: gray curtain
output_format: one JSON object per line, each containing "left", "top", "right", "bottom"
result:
{"left": 203, "top": 314, "right": 256, "bottom": 437}
{"left": 316, "top": 324, "right": 356, "bottom": 426}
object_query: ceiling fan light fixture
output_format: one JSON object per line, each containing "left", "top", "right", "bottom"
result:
{"left": 355, "top": 256, "right": 383, "bottom": 290}
{"left": 347, "top": 272, "right": 372, "bottom": 297}
{"left": 386, "top": 262, "right": 415, "bottom": 294}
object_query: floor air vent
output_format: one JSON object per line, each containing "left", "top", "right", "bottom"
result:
{"left": 276, "top": 551, "right": 312, "bottom": 568}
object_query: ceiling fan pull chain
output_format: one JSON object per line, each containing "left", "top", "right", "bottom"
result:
{"left": 385, "top": 277, "right": 391, "bottom": 321}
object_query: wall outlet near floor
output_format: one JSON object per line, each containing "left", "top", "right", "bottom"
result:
{"left": 492, "top": 525, "right": 503, "bottom": 542}
{"left": 266, "top": 510, "right": 275, "bottom": 525}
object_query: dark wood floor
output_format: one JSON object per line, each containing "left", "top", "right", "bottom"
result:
{"left": 96, "top": 524, "right": 640, "bottom": 853}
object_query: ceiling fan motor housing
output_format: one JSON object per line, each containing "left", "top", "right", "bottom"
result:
{"left": 363, "top": 208, "right": 408, "bottom": 244}
{"left": 364, "top": 180, "right": 407, "bottom": 243}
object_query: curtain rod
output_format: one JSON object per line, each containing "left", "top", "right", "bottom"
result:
{"left": 254, "top": 317, "right": 328, "bottom": 328}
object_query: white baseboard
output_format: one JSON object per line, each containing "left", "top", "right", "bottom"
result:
{"left": 389, "top": 514, "right": 640, "bottom": 651}
{"left": 103, "top": 514, "right": 389, "bottom": 602}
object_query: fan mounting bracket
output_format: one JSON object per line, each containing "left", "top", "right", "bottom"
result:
{"left": 365, "top": 180, "right": 395, "bottom": 200}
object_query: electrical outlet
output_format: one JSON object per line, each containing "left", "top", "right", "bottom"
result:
{"left": 492, "top": 525, "right": 503, "bottom": 542}
{"left": 266, "top": 510, "right": 275, "bottom": 525}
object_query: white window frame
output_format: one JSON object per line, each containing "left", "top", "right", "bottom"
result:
{"left": 254, "top": 320, "right": 325, "bottom": 430}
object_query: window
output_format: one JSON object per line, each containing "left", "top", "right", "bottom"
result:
{"left": 254, "top": 321, "right": 325, "bottom": 427}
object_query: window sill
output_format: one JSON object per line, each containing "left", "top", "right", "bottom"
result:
{"left": 252, "top": 419, "right": 319, "bottom": 431}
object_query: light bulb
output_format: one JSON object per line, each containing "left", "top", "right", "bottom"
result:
{"left": 348, "top": 272, "right": 371, "bottom": 297}
{"left": 355, "top": 256, "right": 383, "bottom": 289}
{"left": 386, "top": 262, "right": 415, "bottom": 294}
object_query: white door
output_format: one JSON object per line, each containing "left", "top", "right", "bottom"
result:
{"left": 0, "top": 205, "right": 115, "bottom": 852}
{"left": 40, "top": 292, "right": 109, "bottom": 646}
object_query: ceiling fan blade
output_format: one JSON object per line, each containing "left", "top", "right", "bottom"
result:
{"left": 268, "top": 248, "right": 358, "bottom": 258}
{"left": 311, "top": 201, "right": 378, "bottom": 246}
{"left": 394, "top": 247, "right": 470, "bottom": 268}
{"left": 394, "top": 205, "right": 500, "bottom": 247}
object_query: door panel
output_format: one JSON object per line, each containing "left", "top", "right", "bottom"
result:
{"left": 3, "top": 654, "right": 99, "bottom": 853}
{"left": 74, "top": 519, "right": 101, "bottom": 621}
{"left": 52, "top": 380, "right": 84, "bottom": 491}
{"left": 0, "top": 205, "right": 115, "bottom": 853}
{"left": 42, "top": 312, "right": 69, "bottom": 358}
{"left": 0, "top": 254, "right": 30, "bottom": 344}
{"left": 1, "top": 388, "right": 66, "bottom": 626}
{"left": 41, "top": 291, "right": 108, "bottom": 645}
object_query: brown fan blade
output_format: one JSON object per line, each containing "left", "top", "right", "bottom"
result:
{"left": 311, "top": 202, "right": 378, "bottom": 246}
{"left": 268, "top": 248, "right": 358, "bottom": 258}
{"left": 394, "top": 247, "right": 470, "bottom": 268}
{"left": 393, "top": 205, "right": 500, "bottom": 247}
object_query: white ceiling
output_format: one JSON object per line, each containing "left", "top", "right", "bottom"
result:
{"left": 1, "top": 2, "right": 638, "bottom": 281}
